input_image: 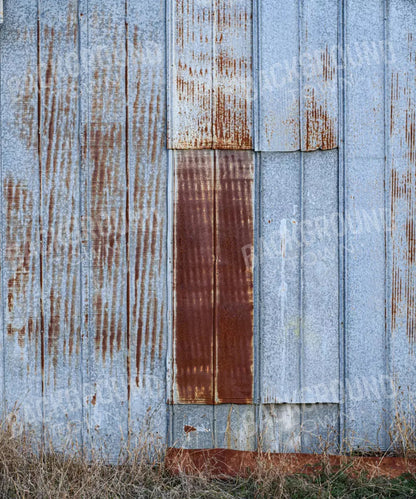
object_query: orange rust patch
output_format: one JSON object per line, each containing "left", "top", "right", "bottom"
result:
{"left": 215, "top": 151, "right": 254, "bottom": 403}
{"left": 166, "top": 448, "right": 416, "bottom": 479}
{"left": 303, "top": 46, "right": 337, "bottom": 151}
{"left": 184, "top": 425, "right": 197, "bottom": 433}
{"left": 304, "top": 88, "right": 337, "bottom": 151}
{"left": 173, "top": 151, "right": 215, "bottom": 403}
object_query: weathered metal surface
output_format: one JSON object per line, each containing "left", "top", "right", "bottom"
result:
{"left": 173, "top": 150, "right": 214, "bottom": 403}
{"left": 1, "top": 0, "right": 43, "bottom": 437}
{"left": 168, "top": 0, "right": 253, "bottom": 149}
{"left": 1, "top": 0, "right": 416, "bottom": 458}
{"left": 39, "top": 0, "right": 83, "bottom": 448}
{"left": 126, "top": 0, "right": 168, "bottom": 446}
{"left": 256, "top": 0, "right": 338, "bottom": 151}
{"left": 259, "top": 151, "right": 339, "bottom": 404}
{"left": 215, "top": 151, "right": 254, "bottom": 403}
{"left": 0, "top": 0, "right": 168, "bottom": 456}
{"left": 343, "top": 0, "right": 388, "bottom": 449}
{"left": 388, "top": 0, "right": 416, "bottom": 432}
{"left": 170, "top": 404, "right": 256, "bottom": 450}
{"left": 261, "top": 404, "right": 338, "bottom": 453}
{"left": 172, "top": 150, "right": 254, "bottom": 404}
{"left": 81, "top": 0, "right": 128, "bottom": 456}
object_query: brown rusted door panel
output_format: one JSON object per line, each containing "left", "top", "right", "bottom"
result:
{"left": 173, "top": 151, "right": 215, "bottom": 403}
{"left": 215, "top": 151, "right": 254, "bottom": 403}
{"left": 173, "top": 150, "right": 254, "bottom": 404}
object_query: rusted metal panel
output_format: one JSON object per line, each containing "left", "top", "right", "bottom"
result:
{"left": 388, "top": 0, "right": 416, "bottom": 427}
{"left": 256, "top": 0, "right": 338, "bottom": 151}
{"left": 168, "top": 0, "right": 253, "bottom": 149}
{"left": 80, "top": 0, "right": 128, "bottom": 456}
{"left": 215, "top": 151, "right": 254, "bottom": 403}
{"left": 172, "top": 150, "right": 254, "bottom": 404}
{"left": 260, "top": 151, "right": 339, "bottom": 404}
{"left": 343, "top": 0, "right": 388, "bottom": 449}
{"left": 1, "top": 0, "right": 43, "bottom": 436}
{"left": 173, "top": 150, "right": 215, "bottom": 403}
{"left": 127, "top": 0, "right": 168, "bottom": 445}
{"left": 39, "top": 0, "right": 83, "bottom": 447}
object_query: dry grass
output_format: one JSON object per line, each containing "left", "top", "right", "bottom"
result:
{"left": 0, "top": 424, "right": 412, "bottom": 498}
{"left": 0, "top": 391, "right": 416, "bottom": 498}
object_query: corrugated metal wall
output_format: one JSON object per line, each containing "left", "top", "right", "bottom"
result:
{"left": 0, "top": 0, "right": 415, "bottom": 456}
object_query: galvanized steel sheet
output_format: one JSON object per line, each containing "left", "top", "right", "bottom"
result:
{"left": 0, "top": 0, "right": 415, "bottom": 456}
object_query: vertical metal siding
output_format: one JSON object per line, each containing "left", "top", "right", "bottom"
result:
{"left": 343, "top": 0, "right": 388, "bottom": 449}
{"left": 256, "top": 0, "right": 338, "bottom": 151}
{"left": 1, "top": 0, "right": 43, "bottom": 439}
{"left": 388, "top": 0, "right": 416, "bottom": 430}
{"left": 0, "top": 0, "right": 416, "bottom": 457}
{"left": 168, "top": 0, "right": 253, "bottom": 149}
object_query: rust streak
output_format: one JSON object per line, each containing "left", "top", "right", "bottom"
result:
{"left": 390, "top": 38, "right": 416, "bottom": 347}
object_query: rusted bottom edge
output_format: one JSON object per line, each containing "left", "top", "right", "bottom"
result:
{"left": 166, "top": 448, "right": 416, "bottom": 478}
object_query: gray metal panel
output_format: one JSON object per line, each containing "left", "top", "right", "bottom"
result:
{"left": 0, "top": 0, "right": 43, "bottom": 438}
{"left": 256, "top": 0, "right": 338, "bottom": 151}
{"left": 260, "top": 151, "right": 339, "bottom": 403}
{"left": 38, "top": 0, "right": 83, "bottom": 451}
{"left": 170, "top": 404, "right": 256, "bottom": 451}
{"left": 127, "top": 0, "right": 168, "bottom": 449}
{"left": 260, "top": 152, "right": 302, "bottom": 402}
{"left": 343, "top": 0, "right": 388, "bottom": 449}
{"left": 302, "top": 150, "right": 339, "bottom": 395}
{"left": 388, "top": 0, "right": 416, "bottom": 429}
{"left": 261, "top": 404, "right": 338, "bottom": 453}
{"left": 80, "top": 0, "right": 128, "bottom": 458}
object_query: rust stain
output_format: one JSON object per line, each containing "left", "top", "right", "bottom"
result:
{"left": 215, "top": 151, "right": 254, "bottom": 403}
{"left": 130, "top": 27, "right": 166, "bottom": 388}
{"left": 166, "top": 448, "right": 416, "bottom": 479}
{"left": 184, "top": 425, "right": 197, "bottom": 433}
{"left": 303, "top": 46, "right": 337, "bottom": 151}
{"left": 4, "top": 178, "right": 39, "bottom": 351}
{"left": 214, "top": 1, "right": 252, "bottom": 149}
{"left": 390, "top": 35, "right": 416, "bottom": 346}
{"left": 14, "top": 69, "right": 37, "bottom": 152}
{"left": 89, "top": 19, "right": 126, "bottom": 363}
{"left": 40, "top": 16, "right": 81, "bottom": 382}
{"left": 171, "top": 0, "right": 252, "bottom": 149}
{"left": 173, "top": 151, "right": 214, "bottom": 403}
{"left": 172, "top": 0, "right": 212, "bottom": 149}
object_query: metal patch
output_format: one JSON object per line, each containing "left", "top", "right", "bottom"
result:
{"left": 173, "top": 150, "right": 254, "bottom": 404}
{"left": 168, "top": 0, "right": 253, "bottom": 149}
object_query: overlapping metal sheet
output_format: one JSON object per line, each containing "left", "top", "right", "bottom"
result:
{"left": 0, "top": 0, "right": 416, "bottom": 457}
